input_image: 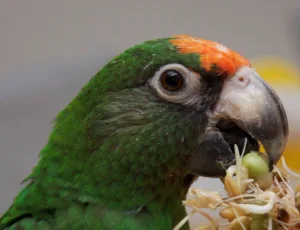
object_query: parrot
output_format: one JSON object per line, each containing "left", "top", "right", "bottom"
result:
{"left": 0, "top": 35, "right": 289, "bottom": 230}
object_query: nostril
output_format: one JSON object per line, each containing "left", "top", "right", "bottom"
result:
{"left": 238, "top": 76, "right": 245, "bottom": 82}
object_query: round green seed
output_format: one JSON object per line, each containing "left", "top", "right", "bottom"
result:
{"left": 241, "top": 151, "right": 269, "bottom": 180}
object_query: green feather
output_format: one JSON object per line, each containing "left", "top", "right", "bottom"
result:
{"left": 0, "top": 37, "right": 209, "bottom": 230}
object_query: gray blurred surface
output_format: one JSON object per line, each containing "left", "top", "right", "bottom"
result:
{"left": 1, "top": 0, "right": 300, "bottom": 227}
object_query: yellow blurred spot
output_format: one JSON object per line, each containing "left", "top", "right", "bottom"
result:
{"left": 278, "top": 140, "right": 300, "bottom": 173}
{"left": 251, "top": 57, "right": 300, "bottom": 88}
{"left": 252, "top": 57, "right": 300, "bottom": 172}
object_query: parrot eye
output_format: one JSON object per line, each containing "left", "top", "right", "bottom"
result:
{"left": 160, "top": 70, "right": 184, "bottom": 91}
{"left": 149, "top": 63, "right": 202, "bottom": 105}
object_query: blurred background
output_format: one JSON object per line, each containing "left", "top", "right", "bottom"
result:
{"left": 1, "top": 0, "right": 300, "bottom": 228}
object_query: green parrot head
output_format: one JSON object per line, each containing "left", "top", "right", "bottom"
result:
{"left": 0, "top": 35, "right": 289, "bottom": 229}
{"left": 66, "top": 34, "right": 287, "bottom": 178}
{"left": 36, "top": 34, "right": 288, "bottom": 197}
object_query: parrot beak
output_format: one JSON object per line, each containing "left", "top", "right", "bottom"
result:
{"left": 214, "top": 67, "right": 288, "bottom": 168}
{"left": 188, "top": 66, "right": 289, "bottom": 177}
{"left": 215, "top": 66, "right": 288, "bottom": 167}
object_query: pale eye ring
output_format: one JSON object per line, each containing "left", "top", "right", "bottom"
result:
{"left": 160, "top": 70, "right": 184, "bottom": 91}
{"left": 148, "top": 63, "right": 202, "bottom": 105}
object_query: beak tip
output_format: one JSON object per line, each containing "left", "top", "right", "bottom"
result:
{"left": 263, "top": 135, "right": 288, "bottom": 171}
{"left": 268, "top": 159, "right": 274, "bottom": 171}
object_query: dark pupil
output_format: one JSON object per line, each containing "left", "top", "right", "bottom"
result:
{"left": 165, "top": 70, "right": 180, "bottom": 86}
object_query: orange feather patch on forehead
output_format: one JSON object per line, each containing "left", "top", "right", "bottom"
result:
{"left": 170, "top": 35, "right": 250, "bottom": 76}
